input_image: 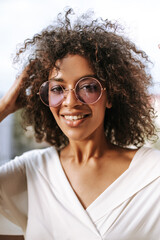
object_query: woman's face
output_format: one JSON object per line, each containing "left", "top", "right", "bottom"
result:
{"left": 49, "top": 54, "right": 111, "bottom": 142}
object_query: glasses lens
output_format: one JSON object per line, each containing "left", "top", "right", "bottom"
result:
{"left": 76, "top": 78, "right": 102, "bottom": 104}
{"left": 39, "top": 81, "right": 64, "bottom": 107}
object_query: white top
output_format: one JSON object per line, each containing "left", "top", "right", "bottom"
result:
{"left": 0, "top": 146, "right": 160, "bottom": 240}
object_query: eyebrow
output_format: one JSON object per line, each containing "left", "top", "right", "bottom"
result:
{"left": 49, "top": 74, "right": 98, "bottom": 82}
{"left": 49, "top": 77, "right": 64, "bottom": 82}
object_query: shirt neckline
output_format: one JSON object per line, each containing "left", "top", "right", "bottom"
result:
{"left": 52, "top": 146, "right": 144, "bottom": 211}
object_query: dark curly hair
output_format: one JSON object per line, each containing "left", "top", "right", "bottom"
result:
{"left": 14, "top": 8, "right": 156, "bottom": 149}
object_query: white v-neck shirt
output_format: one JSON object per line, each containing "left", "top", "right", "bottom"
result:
{"left": 0, "top": 146, "right": 160, "bottom": 240}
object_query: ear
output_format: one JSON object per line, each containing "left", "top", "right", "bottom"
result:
{"left": 106, "top": 101, "right": 112, "bottom": 109}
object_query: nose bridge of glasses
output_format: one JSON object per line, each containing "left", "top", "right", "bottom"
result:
{"left": 63, "top": 87, "right": 76, "bottom": 96}
{"left": 62, "top": 86, "right": 79, "bottom": 104}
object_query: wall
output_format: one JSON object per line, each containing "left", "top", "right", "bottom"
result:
{"left": 0, "top": 115, "right": 12, "bottom": 165}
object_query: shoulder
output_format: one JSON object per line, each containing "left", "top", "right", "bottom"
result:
{"left": 20, "top": 147, "right": 60, "bottom": 179}
{"left": 20, "top": 146, "right": 57, "bottom": 159}
{"left": 8, "top": 147, "right": 58, "bottom": 171}
{"left": 125, "top": 147, "right": 160, "bottom": 199}
{"left": 19, "top": 146, "right": 58, "bottom": 168}
{"left": 136, "top": 146, "right": 160, "bottom": 162}
{"left": 131, "top": 146, "right": 160, "bottom": 178}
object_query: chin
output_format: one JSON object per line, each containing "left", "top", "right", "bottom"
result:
{"left": 64, "top": 129, "right": 96, "bottom": 143}
{"left": 65, "top": 133, "right": 87, "bottom": 142}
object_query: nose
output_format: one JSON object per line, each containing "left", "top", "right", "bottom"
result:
{"left": 62, "top": 89, "right": 81, "bottom": 107}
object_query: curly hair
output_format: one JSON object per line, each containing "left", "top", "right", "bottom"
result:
{"left": 14, "top": 8, "right": 156, "bottom": 149}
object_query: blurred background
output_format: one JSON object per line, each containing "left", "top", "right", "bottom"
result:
{"left": 0, "top": 0, "right": 160, "bottom": 164}
{"left": 0, "top": 0, "right": 160, "bottom": 235}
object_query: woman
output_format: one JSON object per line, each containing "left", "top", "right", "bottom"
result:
{"left": 0, "top": 9, "right": 159, "bottom": 240}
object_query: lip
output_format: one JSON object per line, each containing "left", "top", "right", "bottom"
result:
{"left": 60, "top": 112, "right": 91, "bottom": 116}
{"left": 61, "top": 113, "right": 91, "bottom": 127}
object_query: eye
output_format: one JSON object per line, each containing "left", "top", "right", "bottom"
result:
{"left": 79, "top": 83, "right": 98, "bottom": 92}
{"left": 50, "top": 85, "right": 63, "bottom": 94}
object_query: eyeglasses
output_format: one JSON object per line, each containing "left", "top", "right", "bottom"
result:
{"left": 38, "top": 77, "right": 106, "bottom": 107}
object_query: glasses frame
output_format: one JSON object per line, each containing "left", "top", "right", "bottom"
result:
{"left": 37, "top": 77, "right": 106, "bottom": 107}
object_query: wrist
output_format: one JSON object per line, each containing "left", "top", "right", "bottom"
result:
{"left": 0, "top": 98, "right": 11, "bottom": 122}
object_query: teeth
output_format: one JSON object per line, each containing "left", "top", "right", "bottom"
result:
{"left": 64, "top": 115, "right": 86, "bottom": 120}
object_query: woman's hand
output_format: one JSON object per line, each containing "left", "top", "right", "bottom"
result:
{"left": 0, "top": 67, "right": 28, "bottom": 122}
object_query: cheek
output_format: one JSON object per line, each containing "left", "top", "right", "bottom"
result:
{"left": 95, "top": 95, "right": 107, "bottom": 111}
{"left": 90, "top": 103, "right": 106, "bottom": 121}
{"left": 92, "top": 99, "right": 107, "bottom": 121}
{"left": 49, "top": 108, "right": 59, "bottom": 121}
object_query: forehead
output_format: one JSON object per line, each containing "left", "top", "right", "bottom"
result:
{"left": 49, "top": 54, "right": 94, "bottom": 80}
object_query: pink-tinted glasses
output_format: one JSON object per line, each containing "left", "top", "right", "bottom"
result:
{"left": 38, "top": 77, "right": 106, "bottom": 107}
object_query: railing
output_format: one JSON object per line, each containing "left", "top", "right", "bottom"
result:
{"left": 0, "top": 236, "right": 24, "bottom": 240}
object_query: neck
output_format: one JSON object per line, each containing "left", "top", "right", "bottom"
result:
{"left": 64, "top": 131, "right": 112, "bottom": 165}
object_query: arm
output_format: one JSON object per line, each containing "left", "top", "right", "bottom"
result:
{"left": 0, "top": 155, "right": 28, "bottom": 229}
{"left": 0, "top": 68, "right": 29, "bottom": 232}
{"left": 0, "top": 78, "right": 21, "bottom": 122}
{"left": 0, "top": 67, "right": 29, "bottom": 122}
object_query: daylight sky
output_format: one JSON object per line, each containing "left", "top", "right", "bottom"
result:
{"left": 0, "top": 0, "right": 160, "bottom": 94}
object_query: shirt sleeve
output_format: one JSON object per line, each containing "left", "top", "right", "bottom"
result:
{"left": 0, "top": 155, "right": 28, "bottom": 232}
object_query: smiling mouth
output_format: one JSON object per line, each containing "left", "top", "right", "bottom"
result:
{"left": 62, "top": 114, "right": 90, "bottom": 121}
